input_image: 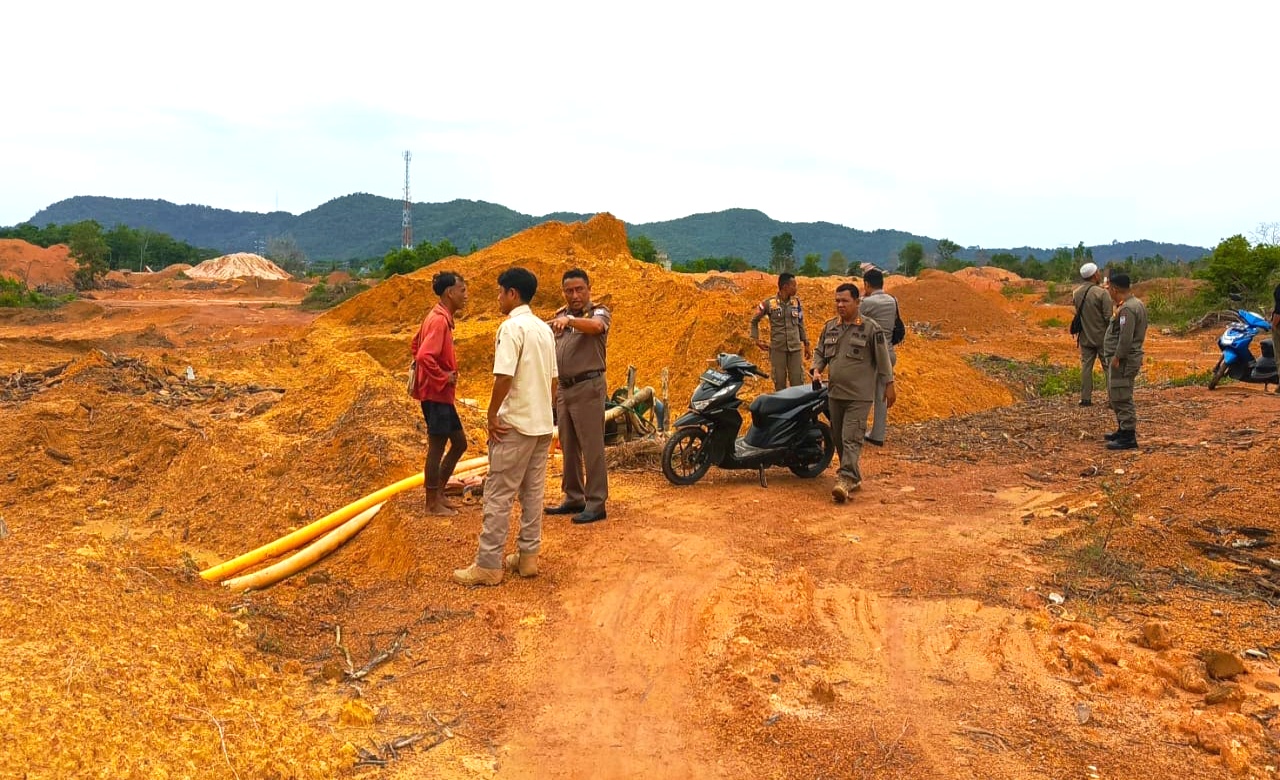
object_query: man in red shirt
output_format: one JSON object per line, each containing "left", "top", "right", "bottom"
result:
{"left": 411, "top": 271, "right": 469, "bottom": 515}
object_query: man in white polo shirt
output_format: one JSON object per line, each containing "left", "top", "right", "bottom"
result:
{"left": 454, "top": 266, "right": 558, "bottom": 586}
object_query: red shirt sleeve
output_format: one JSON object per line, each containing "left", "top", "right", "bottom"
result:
{"left": 411, "top": 310, "right": 454, "bottom": 400}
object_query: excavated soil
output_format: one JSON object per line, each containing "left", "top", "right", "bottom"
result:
{"left": 0, "top": 239, "right": 77, "bottom": 290}
{"left": 1, "top": 220, "right": 1277, "bottom": 780}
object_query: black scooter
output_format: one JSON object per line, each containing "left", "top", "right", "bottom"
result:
{"left": 661, "top": 353, "right": 834, "bottom": 487}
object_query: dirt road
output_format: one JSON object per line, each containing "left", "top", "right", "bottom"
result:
{"left": 2, "top": 268, "right": 1278, "bottom": 779}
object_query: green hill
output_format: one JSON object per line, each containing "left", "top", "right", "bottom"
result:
{"left": 22, "top": 195, "right": 1209, "bottom": 267}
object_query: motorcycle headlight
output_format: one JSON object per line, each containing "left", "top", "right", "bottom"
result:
{"left": 691, "top": 398, "right": 710, "bottom": 412}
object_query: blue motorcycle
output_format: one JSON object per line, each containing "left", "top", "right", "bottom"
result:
{"left": 1207, "top": 307, "right": 1277, "bottom": 390}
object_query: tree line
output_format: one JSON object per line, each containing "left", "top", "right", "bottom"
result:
{"left": 626, "top": 226, "right": 1280, "bottom": 315}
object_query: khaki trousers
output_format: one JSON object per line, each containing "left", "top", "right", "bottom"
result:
{"left": 828, "top": 397, "right": 872, "bottom": 485}
{"left": 1080, "top": 344, "right": 1109, "bottom": 403}
{"left": 557, "top": 375, "right": 608, "bottom": 513}
{"left": 1108, "top": 356, "right": 1142, "bottom": 431}
{"left": 770, "top": 348, "right": 806, "bottom": 392}
{"left": 476, "top": 431, "right": 553, "bottom": 570}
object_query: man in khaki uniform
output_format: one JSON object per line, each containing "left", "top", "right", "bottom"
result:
{"left": 810, "top": 283, "right": 895, "bottom": 503}
{"left": 545, "top": 268, "right": 611, "bottom": 525}
{"left": 1073, "top": 262, "right": 1113, "bottom": 406}
{"left": 751, "top": 272, "right": 811, "bottom": 391}
{"left": 857, "top": 268, "right": 899, "bottom": 446}
{"left": 1100, "top": 273, "right": 1147, "bottom": 451}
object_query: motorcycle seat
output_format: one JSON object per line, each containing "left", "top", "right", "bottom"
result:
{"left": 749, "top": 385, "right": 824, "bottom": 418}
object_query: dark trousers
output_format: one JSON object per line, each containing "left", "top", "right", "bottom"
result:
{"left": 557, "top": 374, "right": 609, "bottom": 513}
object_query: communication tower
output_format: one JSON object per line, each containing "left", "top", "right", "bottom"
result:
{"left": 402, "top": 151, "right": 413, "bottom": 249}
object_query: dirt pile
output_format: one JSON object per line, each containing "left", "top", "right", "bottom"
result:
{"left": 952, "top": 265, "right": 1028, "bottom": 293}
{"left": 187, "top": 253, "right": 291, "bottom": 281}
{"left": 316, "top": 215, "right": 1013, "bottom": 426}
{"left": 889, "top": 269, "right": 1019, "bottom": 336}
{"left": 0, "top": 239, "right": 76, "bottom": 290}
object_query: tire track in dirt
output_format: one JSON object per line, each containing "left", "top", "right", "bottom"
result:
{"left": 497, "top": 525, "right": 743, "bottom": 779}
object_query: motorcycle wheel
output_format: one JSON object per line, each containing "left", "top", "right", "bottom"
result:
{"left": 1207, "top": 357, "right": 1227, "bottom": 390}
{"left": 661, "top": 428, "right": 712, "bottom": 485}
{"left": 788, "top": 422, "right": 835, "bottom": 478}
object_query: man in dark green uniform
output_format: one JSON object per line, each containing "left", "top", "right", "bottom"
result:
{"left": 811, "top": 283, "right": 895, "bottom": 503}
{"left": 1101, "top": 273, "right": 1147, "bottom": 450}
{"left": 751, "top": 272, "right": 811, "bottom": 391}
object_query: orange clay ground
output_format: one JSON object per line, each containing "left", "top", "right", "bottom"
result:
{"left": 1, "top": 215, "right": 1277, "bottom": 780}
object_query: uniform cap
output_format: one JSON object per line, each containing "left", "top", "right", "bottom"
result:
{"left": 1079, "top": 262, "right": 1098, "bottom": 279}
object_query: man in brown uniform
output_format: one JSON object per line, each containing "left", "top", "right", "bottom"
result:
{"left": 751, "top": 272, "right": 811, "bottom": 391}
{"left": 810, "top": 283, "right": 895, "bottom": 503}
{"left": 1073, "top": 262, "right": 1113, "bottom": 406}
{"left": 545, "top": 268, "right": 611, "bottom": 524}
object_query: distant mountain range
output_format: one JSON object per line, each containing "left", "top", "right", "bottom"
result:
{"left": 22, "top": 194, "right": 1211, "bottom": 268}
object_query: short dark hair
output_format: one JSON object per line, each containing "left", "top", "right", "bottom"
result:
{"left": 836, "top": 283, "right": 860, "bottom": 299}
{"left": 498, "top": 266, "right": 538, "bottom": 303}
{"left": 778, "top": 272, "right": 796, "bottom": 288}
{"left": 1110, "top": 273, "right": 1132, "bottom": 290}
{"left": 562, "top": 268, "right": 590, "bottom": 287}
{"left": 432, "top": 271, "right": 463, "bottom": 297}
{"left": 863, "top": 269, "right": 884, "bottom": 289}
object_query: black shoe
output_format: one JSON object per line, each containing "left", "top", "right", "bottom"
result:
{"left": 571, "top": 509, "right": 607, "bottom": 525}
{"left": 1104, "top": 429, "right": 1121, "bottom": 441}
{"left": 1079, "top": 400, "right": 1093, "bottom": 407}
{"left": 863, "top": 435, "right": 884, "bottom": 447}
{"left": 1106, "top": 431, "right": 1138, "bottom": 451}
{"left": 545, "top": 502, "right": 585, "bottom": 515}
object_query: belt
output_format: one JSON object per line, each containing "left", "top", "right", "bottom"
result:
{"left": 559, "top": 369, "right": 603, "bottom": 388}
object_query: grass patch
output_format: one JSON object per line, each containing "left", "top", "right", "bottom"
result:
{"left": 0, "top": 277, "right": 74, "bottom": 308}
{"left": 1041, "top": 316, "right": 1067, "bottom": 329}
{"left": 1000, "top": 282, "right": 1039, "bottom": 298}
{"left": 1163, "top": 369, "right": 1214, "bottom": 387}
{"left": 301, "top": 280, "right": 370, "bottom": 311}
{"left": 1145, "top": 288, "right": 1210, "bottom": 329}
{"left": 969, "top": 353, "right": 1104, "bottom": 398}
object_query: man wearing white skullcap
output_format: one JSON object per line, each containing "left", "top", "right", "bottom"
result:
{"left": 1071, "top": 262, "right": 1112, "bottom": 406}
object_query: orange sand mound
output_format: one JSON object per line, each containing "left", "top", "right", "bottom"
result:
{"left": 0, "top": 239, "right": 76, "bottom": 289}
{"left": 316, "top": 214, "right": 1014, "bottom": 425}
{"left": 890, "top": 269, "right": 1019, "bottom": 335}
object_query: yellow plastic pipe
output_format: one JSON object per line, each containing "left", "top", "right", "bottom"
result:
{"left": 200, "top": 456, "right": 489, "bottom": 582}
{"left": 220, "top": 503, "right": 383, "bottom": 593}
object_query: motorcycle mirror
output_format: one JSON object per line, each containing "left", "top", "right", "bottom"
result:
{"left": 1229, "top": 292, "right": 1244, "bottom": 302}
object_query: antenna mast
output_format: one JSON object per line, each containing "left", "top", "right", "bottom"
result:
{"left": 402, "top": 151, "right": 413, "bottom": 249}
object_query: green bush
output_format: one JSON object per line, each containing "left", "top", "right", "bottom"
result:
{"left": 301, "top": 280, "right": 369, "bottom": 310}
{"left": 0, "top": 277, "right": 71, "bottom": 308}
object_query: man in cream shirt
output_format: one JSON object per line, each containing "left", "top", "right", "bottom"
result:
{"left": 454, "top": 267, "right": 558, "bottom": 586}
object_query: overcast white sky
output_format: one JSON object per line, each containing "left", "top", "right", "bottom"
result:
{"left": 3, "top": 1, "right": 1278, "bottom": 249}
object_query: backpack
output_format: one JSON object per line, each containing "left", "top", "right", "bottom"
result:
{"left": 891, "top": 300, "right": 906, "bottom": 346}
{"left": 1069, "top": 286, "right": 1088, "bottom": 341}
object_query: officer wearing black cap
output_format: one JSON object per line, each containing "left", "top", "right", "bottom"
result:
{"left": 1101, "top": 273, "right": 1147, "bottom": 450}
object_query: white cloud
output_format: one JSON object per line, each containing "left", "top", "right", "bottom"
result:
{"left": 3, "top": 0, "right": 1279, "bottom": 248}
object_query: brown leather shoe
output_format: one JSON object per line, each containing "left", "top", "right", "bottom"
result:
{"left": 452, "top": 563, "right": 504, "bottom": 586}
{"left": 504, "top": 552, "right": 539, "bottom": 578}
{"left": 832, "top": 478, "right": 849, "bottom": 503}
